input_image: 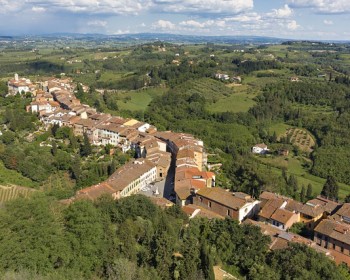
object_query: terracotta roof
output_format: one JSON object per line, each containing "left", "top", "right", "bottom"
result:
{"left": 196, "top": 187, "right": 252, "bottom": 210}
{"left": 331, "top": 203, "right": 350, "bottom": 222}
{"left": 270, "top": 208, "right": 296, "bottom": 224}
{"left": 182, "top": 204, "right": 224, "bottom": 219}
{"left": 314, "top": 219, "right": 350, "bottom": 245}
{"left": 149, "top": 197, "right": 174, "bottom": 208}
{"left": 305, "top": 196, "right": 340, "bottom": 214}
{"left": 259, "top": 198, "right": 285, "bottom": 220}
{"left": 107, "top": 159, "right": 156, "bottom": 192}
{"left": 76, "top": 182, "right": 115, "bottom": 200}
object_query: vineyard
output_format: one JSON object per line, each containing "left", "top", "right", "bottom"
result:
{"left": 0, "top": 185, "right": 36, "bottom": 203}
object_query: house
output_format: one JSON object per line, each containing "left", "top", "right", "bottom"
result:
{"left": 182, "top": 204, "right": 224, "bottom": 220}
{"left": 7, "top": 74, "right": 35, "bottom": 95}
{"left": 76, "top": 159, "right": 157, "bottom": 201}
{"left": 331, "top": 203, "right": 350, "bottom": 223}
{"left": 194, "top": 188, "right": 260, "bottom": 223}
{"left": 278, "top": 149, "right": 289, "bottom": 156}
{"left": 252, "top": 143, "right": 269, "bottom": 154}
{"left": 245, "top": 219, "right": 332, "bottom": 257}
{"left": 314, "top": 219, "right": 350, "bottom": 266}
{"left": 290, "top": 76, "right": 299, "bottom": 82}
{"left": 174, "top": 167, "right": 215, "bottom": 206}
{"left": 215, "top": 73, "right": 230, "bottom": 81}
{"left": 258, "top": 192, "right": 301, "bottom": 230}
{"left": 299, "top": 197, "right": 340, "bottom": 230}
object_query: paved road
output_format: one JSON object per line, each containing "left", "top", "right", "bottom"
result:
{"left": 138, "top": 155, "right": 176, "bottom": 201}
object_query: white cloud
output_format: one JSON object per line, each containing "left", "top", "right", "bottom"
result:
{"left": 0, "top": 0, "right": 22, "bottom": 13}
{"left": 225, "top": 12, "right": 261, "bottom": 23}
{"left": 289, "top": 0, "right": 350, "bottom": 14}
{"left": 287, "top": 20, "right": 300, "bottom": 30}
{"left": 7, "top": 0, "right": 152, "bottom": 15}
{"left": 32, "top": 6, "right": 46, "bottom": 13}
{"left": 180, "top": 20, "right": 206, "bottom": 28}
{"left": 179, "top": 19, "right": 225, "bottom": 28}
{"left": 113, "top": 29, "right": 130, "bottom": 35}
{"left": 270, "top": 4, "right": 293, "bottom": 18}
{"left": 0, "top": 0, "right": 253, "bottom": 16}
{"left": 323, "top": 19, "right": 333, "bottom": 25}
{"left": 153, "top": 0, "right": 253, "bottom": 14}
{"left": 87, "top": 20, "right": 107, "bottom": 27}
{"left": 152, "top": 20, "right": 176, "bottom": 30}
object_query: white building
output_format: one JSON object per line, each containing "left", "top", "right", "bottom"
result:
{"left": 7, "top": 74, "right": 35, "bottom": 95}
{"left": 252, "top": 143, "right": 269, "bottom": 154}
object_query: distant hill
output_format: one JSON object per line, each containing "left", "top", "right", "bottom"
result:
{"left": 0, "top": 33, "right": 288, "bottom": 45}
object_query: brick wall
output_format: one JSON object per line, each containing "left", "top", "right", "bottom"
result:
{"left": 194, "top": 195, "right": 238, "bottom": 220}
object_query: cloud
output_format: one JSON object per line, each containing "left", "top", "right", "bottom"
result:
{"left": 32, "top": 6, "right": 46, "bottom": 13}
{"left": 154, "top": 0, "right": 254, "bottom": 14}
{"left": 0, "top": 0, "right": 22, "bottom": 13}
{"left": 270, "top": 4, "right": 293, "bottom": 18}
{"left": 87, "top": 20, "right": 107, "bottom": 27}
{"left": 289, "top": 0, "right": 350, "bottom": 14}
{"left": 0, "top": 0, "right": 253, "bottom": 16}
{"left": 179, "top": 19, "right": 226, "bottom": 29}
{"left": 225, "top": 12, "right": 261, "bottom": 23}
{"left": 113, "top": 29, "right": 130, "bottom": 35}
{"left": 287, "top": 20, "right": 300, "bottom": 30}
{"left": 3, "top": 0, "right": 152, "bottom": 15}
{"left": 179, "top": 20, "right": 206, "bottom": 28}
{"left": 152, "top": 20, "right": 176, "bottom": 31}
{"left": 323, "top": 19, "right": 333, "bottom": 25}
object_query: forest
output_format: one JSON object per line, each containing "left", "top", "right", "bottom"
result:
{"left": 0, "top": 194, "right": 347, "bottom": 280}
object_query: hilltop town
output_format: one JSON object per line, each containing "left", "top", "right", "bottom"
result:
{"left": 7, "top": 73, "right": 350, "bottom": 270}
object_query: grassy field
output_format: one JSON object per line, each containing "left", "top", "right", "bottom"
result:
{"left": 117, "top": 87, "right": 166, "bottom": 112}
{"left": 0, "top": 161, "right": 38, "bottom": 188}
{"left": 256, "top": 155, "right": 350, "bottom": 200}
{"left": 268, "top": 123, "right": 292, "bottom": 138}
{"left": 209, "top": 84, "right": 257, "bottom": 113}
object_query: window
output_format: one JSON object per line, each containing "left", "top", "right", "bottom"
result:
{"left": 341, "top": 246, "right": 344, "bottom": 253}
{"left": 227, "top": 209, "right": 230, "bottom": 216}
{"left": 208, "top": 201, "right": 211, "bottom": 208}
{"left": 333, "top": 243, "right": 336, "bottom": 250}
{"left": 199, "top": 197, "right": 203, "bottom": 203}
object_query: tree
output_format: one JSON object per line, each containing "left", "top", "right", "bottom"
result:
{"left": 51, "top": 141, "right": 57, "bottom": 156}
{"left": 80, "top": 133, "right": 92, "bottom": 157}
{"left": 306, "top": 183, "right": 313, "bottom": 200}
{"left": 321, "top": 175, "right": 339, "bottom": 200}
{"left": 0, "top": 195, "right": 71, "bottom": 273}
{"left": 288, "top": 174, "right": 298, "bottom": 198}
{"left": 300, "top": 185, "right": 306, "bottom": 202}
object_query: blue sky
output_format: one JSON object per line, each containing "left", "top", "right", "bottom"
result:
{"left": 0, "top": 0, "right": 349, "bottom": 40}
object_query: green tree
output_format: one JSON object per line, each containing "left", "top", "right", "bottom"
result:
{"left": 51, "top": 141, "right": 57, "bottom": 156}
{"left": 80, "top": 133, "right": 92, "bottom": 157}
{"left": 321, "top": 175, "right": 339, "bottom": 200}
{"left": 0, "top": 195, "right": 71, "bottom": 273}
{"left": 300, "top": 185, "right": 306, "bottom": 202}
{"left": 64, "top": 200, "right": 107, "bottom": 276}
{"left": 306, "top": 183, "right": 313, "bottom": 200}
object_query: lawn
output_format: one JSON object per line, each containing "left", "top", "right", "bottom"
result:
{"left": 117, "top": 87, "right": 166, "bottom": 112}
{"left": 268, "top": 123, "right": 292, "bottom": 138}
{"left": 256, "top": 155, "right": 350, "bottom": 200}
{"left": 209, "top": 85, "right": 257, "bottom": 113}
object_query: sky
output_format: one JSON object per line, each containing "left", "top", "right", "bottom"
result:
{"left": 0, "top": 0, "right": 350, "bottom": 40}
